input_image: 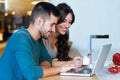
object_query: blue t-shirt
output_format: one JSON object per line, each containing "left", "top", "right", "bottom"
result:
{"left": 0, "top": 27, "right": 52, "bottom": 80}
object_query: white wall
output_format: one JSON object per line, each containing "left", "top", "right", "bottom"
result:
{"left": 50, "top": 0, "right": 120, "bottom": 61}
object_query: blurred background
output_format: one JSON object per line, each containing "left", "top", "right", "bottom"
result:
{"left": 0, "top": 0, "right": 49, "bottom": 56}
{"left": 0, "top": 0, "right": 49, "bottom": 42}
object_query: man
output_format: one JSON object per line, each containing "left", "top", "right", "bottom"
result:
{"left": 0, "top": 2, "right": 75, "bottom": 80}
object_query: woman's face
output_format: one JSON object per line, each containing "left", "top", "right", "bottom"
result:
{"left": 56, "top": 13, "right": 73, "bottom": 35}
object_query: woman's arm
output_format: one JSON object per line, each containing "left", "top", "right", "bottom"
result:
{"left": 52, "top": 56, "right": 83, "bottom": 68}
{"left": 52, "top": 59, "right": 67, "bottom": 67}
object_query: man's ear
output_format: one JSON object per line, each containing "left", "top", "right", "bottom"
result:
{"left": 37, "top": 17, "right": 44, "bottom": 27}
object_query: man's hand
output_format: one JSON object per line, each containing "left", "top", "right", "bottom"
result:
{"left": 60, "top": 63, "right": 75, "bottom": 72}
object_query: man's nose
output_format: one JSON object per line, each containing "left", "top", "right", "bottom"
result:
{"left": 51, "top": 26, "right": 55, "bottom": 32}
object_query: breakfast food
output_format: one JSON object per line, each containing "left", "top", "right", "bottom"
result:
{"left": 108, "top": 53, "right": 120, "bottom": 74}
{"left": 112, "top": 53, "right": 120, "bottom": 66}
{"left": 108, "top": 65, "right": 120, "bottom": 74}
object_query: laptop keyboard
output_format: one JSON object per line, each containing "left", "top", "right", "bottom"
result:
{"left": 76, "top": 68, "right": 92, "bottom": 74}
{"left": 67, "top": 68, "right": 92, "bottom": 74}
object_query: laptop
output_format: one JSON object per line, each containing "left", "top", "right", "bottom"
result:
{"left": 60, "top": 44, "right": 112, "bottom": 77}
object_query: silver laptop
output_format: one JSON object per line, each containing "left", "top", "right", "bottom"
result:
{"left": 60, "top": 44, "right": 112, "bottom": 77}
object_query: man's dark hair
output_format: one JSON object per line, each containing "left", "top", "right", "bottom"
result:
{"left": 30, "top": 2, "right": 60, "bottom": 23}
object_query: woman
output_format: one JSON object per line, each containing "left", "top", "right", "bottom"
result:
{"left": 43, "top": 3, "right": 82, "bottom": 67}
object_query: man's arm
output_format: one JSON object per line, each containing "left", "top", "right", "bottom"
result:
{"left": 40, "top": 61, "right": 75, "bottom": 77}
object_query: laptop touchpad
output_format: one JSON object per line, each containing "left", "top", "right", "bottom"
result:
{"left": 76, "top": 68, "right": 92, "bottom": 74}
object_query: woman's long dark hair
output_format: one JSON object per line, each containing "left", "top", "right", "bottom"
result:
{"left": 55, "top": 3, "right": 75, "bottom": 61}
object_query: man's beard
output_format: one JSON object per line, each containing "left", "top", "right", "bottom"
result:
{"left": 39, "top": 23, "right": 48, "bottom": 39}
{"left": 39, "top": 31, "right": 48, "bottom": 39}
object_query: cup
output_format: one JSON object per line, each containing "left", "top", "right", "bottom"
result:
{"left": 83, "top": 56, "right": 90, "bottom": 65}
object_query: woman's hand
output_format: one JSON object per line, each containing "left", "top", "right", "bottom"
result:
{"left": 73, "top": 56, "right": 83, "bottom": 68}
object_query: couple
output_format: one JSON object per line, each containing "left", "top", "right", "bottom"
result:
{"left": 0, "top": 2, "right": 83, "bottom": 80}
